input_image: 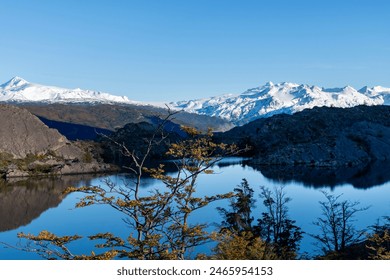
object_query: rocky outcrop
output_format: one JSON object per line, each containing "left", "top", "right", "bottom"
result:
{"left": 218, "top": 105, "right": 390, "bottom": 167}
{"left": 0, "top": 104, "right": 116, "bottom": 178}
{"left": 0, "top": 104, "right": 72, "bottom": 159}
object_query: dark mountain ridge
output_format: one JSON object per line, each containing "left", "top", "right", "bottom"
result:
{"left": 217, "top": 105, "right": 390, "bottom": 168}
{"left": 99, "top": 121, "right": 186, "bottom": 168}
{"left": 38, "top": 116, "right": 113, "bottom": 141}
{"left": 17, "top": 103, "right": 233, "bottom": 132}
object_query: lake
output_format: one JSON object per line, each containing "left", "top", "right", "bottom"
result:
{"left": 0, "top": 158, "right": 389, "bottom": 259}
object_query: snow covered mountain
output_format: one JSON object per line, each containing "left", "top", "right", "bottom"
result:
{"left": 2, "top": 77, "right": 390, "bottom": 126}
{"left": 0, "top": 76, "right": 137, "bottom": 104}
{"left": 170, "top": 82, "right": 390, "bottom": 125}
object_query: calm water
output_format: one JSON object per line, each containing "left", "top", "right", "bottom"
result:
{"left": 0, "top": 158, "right": 389, "bottom": 259}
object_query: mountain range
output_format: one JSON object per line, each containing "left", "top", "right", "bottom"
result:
{"left": 0, "top": 76, "right": 134, "bottom": 104}
{"left": 2, "top": 77, "right": 390, "bottom": 125}
{"left": 171, "top": 82, "right": 390, "bottom": 125}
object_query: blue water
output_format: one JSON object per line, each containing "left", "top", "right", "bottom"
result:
{"left": 0, "top": 158, "right": 389, "bottom": 259}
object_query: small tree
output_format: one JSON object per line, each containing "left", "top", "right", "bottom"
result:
{"left": 311, "top": 191, "right": 369, "bottom": 256}
{"left": 217, "top": 178, "right": 255, "bottom": 233}
{"left": 256, "top": 186, "right": 303, "bottom": 259}
{"left": 216, "top": 180, "right": 302, "bottom": 259}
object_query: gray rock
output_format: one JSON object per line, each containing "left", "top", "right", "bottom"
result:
{"left": 0, "top": 104, "right": 117, "bottom": 178}
{"left": 0, "top": 104, "right": 70, "bottom": 158}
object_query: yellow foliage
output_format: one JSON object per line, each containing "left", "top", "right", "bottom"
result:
{"left": 211, "top": 231, "right": 278, "bottom": 260}
{"left": 367, "top": 230, "right": 390, "bottom": 260}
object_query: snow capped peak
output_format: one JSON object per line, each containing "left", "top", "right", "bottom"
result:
{"left": 372, "top": 86, "right": 390, "bottom": 93}
{"left": 342, "top": 85, "right": 356, "bottom": 92}
{"left": 1, "top": 76, "right": 29, "bottom": 88}
{"left": 0, "top": 76, "right": 140, "bottom": 105}
{"left": 2, "top": 77, "right": 389, "bottom": 126}
{"left": 170, "top": 81, "right": 389, "bottom": 125}
{"left": 277, "top": 81, "right": 300, "bottom": 88}
{"left": 9, "top": 76, "right": 28, "bottom": 84}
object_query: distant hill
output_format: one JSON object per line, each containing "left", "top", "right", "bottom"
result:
{"left": 38, "top": 116, "right": 113, "bottom": 141}
{"left": 100, "top": 121, "right": 185, "bottom": 168}
{"left": 217, "top": 105, "right": 390, "bottom": 167}
{"left": 18, "top": 103, "right": 232, "bottom": 132}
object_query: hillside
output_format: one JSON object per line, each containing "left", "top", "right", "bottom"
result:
{"left": 218, "top": 105, "right": 390, "bottom": 167}
{"left": 18, "top": 103, "right": 232, "bottom": 132}
{"left": 38, "top": 116, "right": 113, "bottom": 141}
{"left": 0, "top": 104, "right": 114, "bottom": 178}
{"left": 0, "top": 104, "right": 76, "bottom": 159}
{"left": 100, "top": 121, "right": 185, "bottom": 168}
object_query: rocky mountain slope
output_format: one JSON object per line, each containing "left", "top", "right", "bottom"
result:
{"left": 0, "top": 104, "right": 77, "bottom": 159}
{"left": 217, "top": 105, "right": 390, "bottom": 167}
{"left": 19, "top": 103, "right": 232, "bottom": 133}
{"left": 0, "top": 104, "right": 114, "bottom": 178}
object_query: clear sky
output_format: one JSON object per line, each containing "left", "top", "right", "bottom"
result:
{"left": 1, "top": 0, "right": 389, "bottom": 102}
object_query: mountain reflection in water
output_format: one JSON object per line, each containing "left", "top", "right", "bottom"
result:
{"left": 246, "top": 160, "right": 390, "bottom": 189}
{"left": 0, "top": 175, "right": 96, "bottom": 232}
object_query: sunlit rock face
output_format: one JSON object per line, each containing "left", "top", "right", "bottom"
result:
{"left": 0, "top": 104, "right": 73, "bottom": 159}
{"left": 0, "top": 104, "right": 116, "bottom": 178}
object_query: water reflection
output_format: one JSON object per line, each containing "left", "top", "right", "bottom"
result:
{"left": 247, "top": 160, "right": 390, "bottom": 189}
{"left": 0, "top": 175, "right": 99, "bottom": 232}
{"left": 1, "top": 159, "right": 386, "bottom": 234}
{"left": 0, "top": 160, "right": 389, "bottom": 259}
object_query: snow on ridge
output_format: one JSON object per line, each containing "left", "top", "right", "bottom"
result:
{"left": 1, "top": 76, "right": 29, "bottom": 88}
{"left": 0, "top": 76, "right": 140, "bottom": 105}
{"left": 1, "top": 77, "right": 389, "bottom": 126}
{"left": 169, "top": 81, "right": 389, "bottom": 125}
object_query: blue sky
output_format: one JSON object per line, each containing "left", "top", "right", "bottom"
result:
{"left": 1, "top": 0, "right": 389, "bottom": 101}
